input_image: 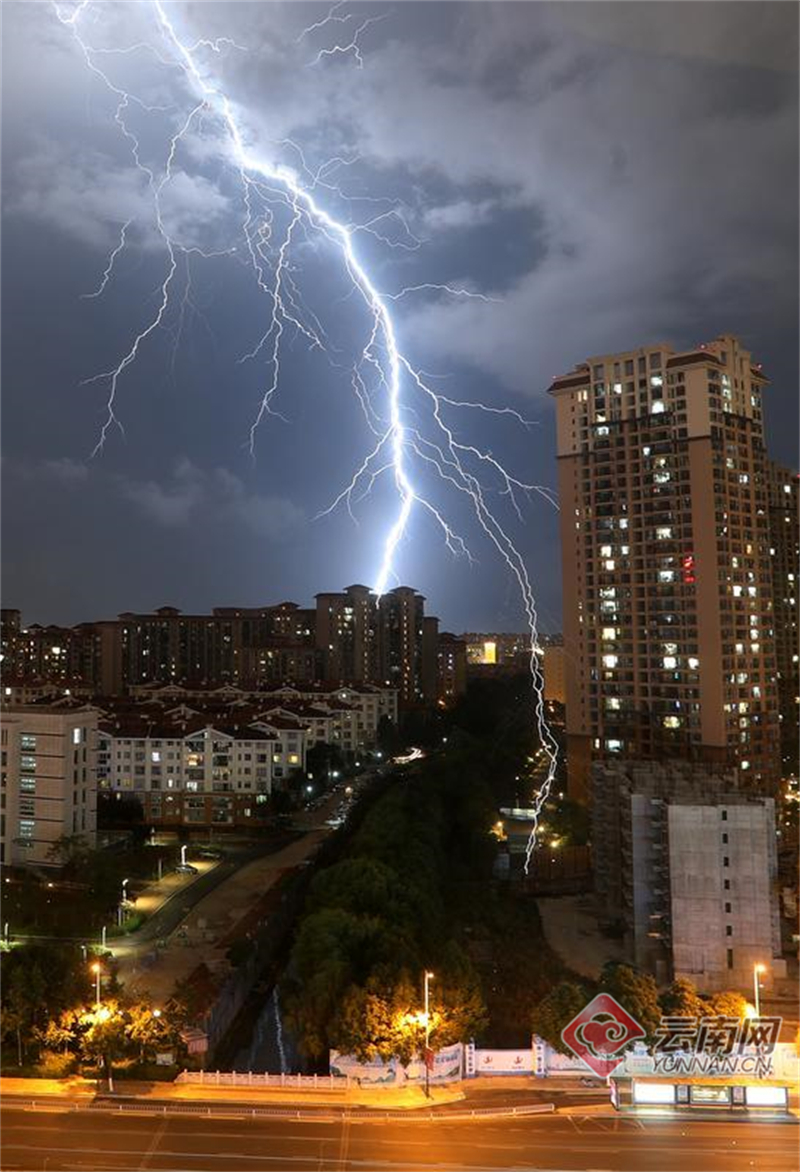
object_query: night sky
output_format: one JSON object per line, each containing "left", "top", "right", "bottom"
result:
{"left": 2, "top": 2, "right": 798, "bottom": 634}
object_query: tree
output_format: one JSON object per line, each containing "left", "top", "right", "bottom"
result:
{"left": 599, "top": 963, "right": 661, "bottom": 1041}
{"left": 0, "top": 942, "right": 90, "bottom": 1065}
{"left": 704, "top": 989, "right": 749, "bottom": 1019}
{"left": 306, "top": 742, "right": 346, "bottom": 786}
{"left": 126, "top": 1002, "right": 180, "bottom": 1061}
{"left": 660, "top": 978, "right": 706, "bottom": 1020}
{"left": 377, "top": 715, "right": 402, "bottom": 756}
{"left": 531, "top": 982, "right": 589, "bottom": 1054}
{"left": 77, "top": 1002, "right": 132, "bottom": 1090}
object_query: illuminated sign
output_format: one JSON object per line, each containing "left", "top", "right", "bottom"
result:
{"left": 681, "top": 553, "right": 696, "bottom": 584}
{"left": 633, "top": 1081, "right": 675, "bottom": 1104}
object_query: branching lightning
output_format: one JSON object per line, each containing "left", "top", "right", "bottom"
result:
{"left": 53, "top": 0, "right": 559, "bottom": 866}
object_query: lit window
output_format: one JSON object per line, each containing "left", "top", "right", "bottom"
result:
{"left": 658, "top": 571, "right": 675, "bottom": 583}
{"left": 602, "top": 627, "right": 617, "bottom": 640}
{"left": 602, "top": 654, "right": 618, "bottom": 668}
{"left": 72, "top": 728, "right": 82, "bottom": 745}
{"left": 604, "top": 559, "right": 615, "bottom": 571}
{"left": 662, "top": 656, "right": 677, "bottom": 669}
{"left": 656, "top": 526, "right": 672, "bottom": 540}
{"left": 663, "top": 716, "right": 681, "bottom": 729}
{"left": 652, "top": 401, "right": 666, "bottom": 414}
{"left": 650, "top": 375, "right": 663, "bottom": 388}
{"left": 688, "top": 656, "right": 700, "bottom": 669}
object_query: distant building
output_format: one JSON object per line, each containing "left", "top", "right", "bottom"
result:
{"left": 377, "top": 586, "right": 429, "bottom": 703}
{"left": 315, "top": 585, "right": 379, "bottom": 684}
{"left": 97, "top": 716, "right": 281, "bottom": 829}
{"left": 436, "top": 633, "right": 467, "bottom": 704}
{"left": 767, "top": 461, "right": 799, "bottom": 779}
{"left": 2, "top": 587, "right": 449, "bottom": 705}
{"left": 592, "top": 759, "right": 786, "bottom": 991}
{"left": 550, "top": 334, "right": 780, "bottom": 800}
{"left": 0, "top": 705, "right": 98, "bottom": 867}
{"left": 543, "top": 639, "right": 566, "bottom": 705}
{"left": 463, "top": 632, "right": 531, "bottom": 672}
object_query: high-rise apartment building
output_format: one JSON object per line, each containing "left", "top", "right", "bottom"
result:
{"left": 436, "top": 633, "right": 467, "bottom": 704}
{"left": 378, "top": 586, "right": 427, "bottom": 703}
{"left": 315, "top": 585, "right": 379, "bottom": 684}
{"left": 767, "top": 461, "right": 800, "bottom": 779}
{"left": 550, "top": 334, "right": 779, "bottom": 799}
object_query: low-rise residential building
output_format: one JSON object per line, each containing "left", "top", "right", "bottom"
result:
{"left": 97, "top": 715, "right": 280, "bottom": 828}
{"left": 0, "top": 704, "right": 98, "bottom": 867}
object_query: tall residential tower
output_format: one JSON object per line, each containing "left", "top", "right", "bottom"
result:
{"left": 550, "top": 335, "right": 780, "bottom": 800}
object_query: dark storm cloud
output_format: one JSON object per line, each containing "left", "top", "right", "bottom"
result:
{"left": 1, "top": 1, "right": 797, "bottom": 632}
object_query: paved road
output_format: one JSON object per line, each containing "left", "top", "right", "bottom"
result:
{"left": 2, "top": 1105, "right": 797, "bottom": 1171}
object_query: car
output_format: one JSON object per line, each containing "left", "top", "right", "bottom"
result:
{"left": 174, "top": 863, "right": 199, "bottom": 875}
{"left": 196, "top": 847, "right": 222, "bottom": 860}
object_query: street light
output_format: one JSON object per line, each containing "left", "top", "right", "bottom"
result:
{"left": 753, "top": 963, "right": 767, "bottom": 1017}
{"left": 119, "top": 878, "right": 130, "bottom": 927}
{"left": 91, "top": 962, "right": 102, "bottom": 1010}
{"left": 423, "top": 971, "right": 434, "bottom": 1100}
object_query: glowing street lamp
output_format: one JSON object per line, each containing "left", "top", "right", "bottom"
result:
{"left": 753, "top": 963, "right": 767, "bottom": 1017}
{"left": 91, "top": 962, "right": 102, "bottom": 1010}
{"left": 423, "top": 971, "right": 434, "bottom": 1099}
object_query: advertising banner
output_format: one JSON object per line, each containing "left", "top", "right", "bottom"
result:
{"left": 330, "top": 1043, "right": 463, "bottom": 1085}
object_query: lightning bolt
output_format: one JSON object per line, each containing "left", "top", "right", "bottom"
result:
{"left": 53, "top": 0, "right": 559, "bottom": 867}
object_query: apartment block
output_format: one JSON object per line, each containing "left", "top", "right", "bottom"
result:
{"left": 315, "top": 585, "right": 379, "bottom": 684}
{"left": 550, "top": 335, "right": 780, "bottom": 799}
{"left": 592, "top": 759, "right": 785, "bottom": 991}
{"left": 0, "top": 705, "right": 98, "bottom": 867}
{"left": 3, "top": 588, "right": 445, "bottom": 705}
{"left": 767, "top": 461, "right": 800, "bottom": 779}
{"left": 436, "top": 633, "right": 467, "bottom": 704}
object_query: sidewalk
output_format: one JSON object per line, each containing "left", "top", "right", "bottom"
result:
{"left": 0, "top": 1075, "right": 463, "bottom": 1111}
{"left": 120, "top": 860, "right": 218, "bottom": 926}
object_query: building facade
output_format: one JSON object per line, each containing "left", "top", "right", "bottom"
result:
{"left": 550, "top": 335, "right": 780, "bottom": 799}
{"left": 767, "top": 461, "right": 800, "bottom": 780}
{"left": 0, "top": 705, "right": 98, "bottom": 867}
{"left": 436, "top": 633, "right": 467, "bottom": 704}
{"left": 592, "top": 759, "right": 785, "bottom": 992}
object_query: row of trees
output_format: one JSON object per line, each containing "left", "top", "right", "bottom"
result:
{"left": 281, "top": 745, "right": 500, "bottom": 1062}
{"left": 531, "top": 966, "right": 750, "bottom": 1053}
{"left": 1, "top": 941, "right": 184, "bottom": 1077}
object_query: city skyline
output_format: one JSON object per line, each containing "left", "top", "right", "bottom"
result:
{"left": 3, "top": 2, "right": 798, "bottom": 633}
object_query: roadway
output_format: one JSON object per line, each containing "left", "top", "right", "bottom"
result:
{"left": 2, "top": 1104, "right": 797, "bottom": 1171}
